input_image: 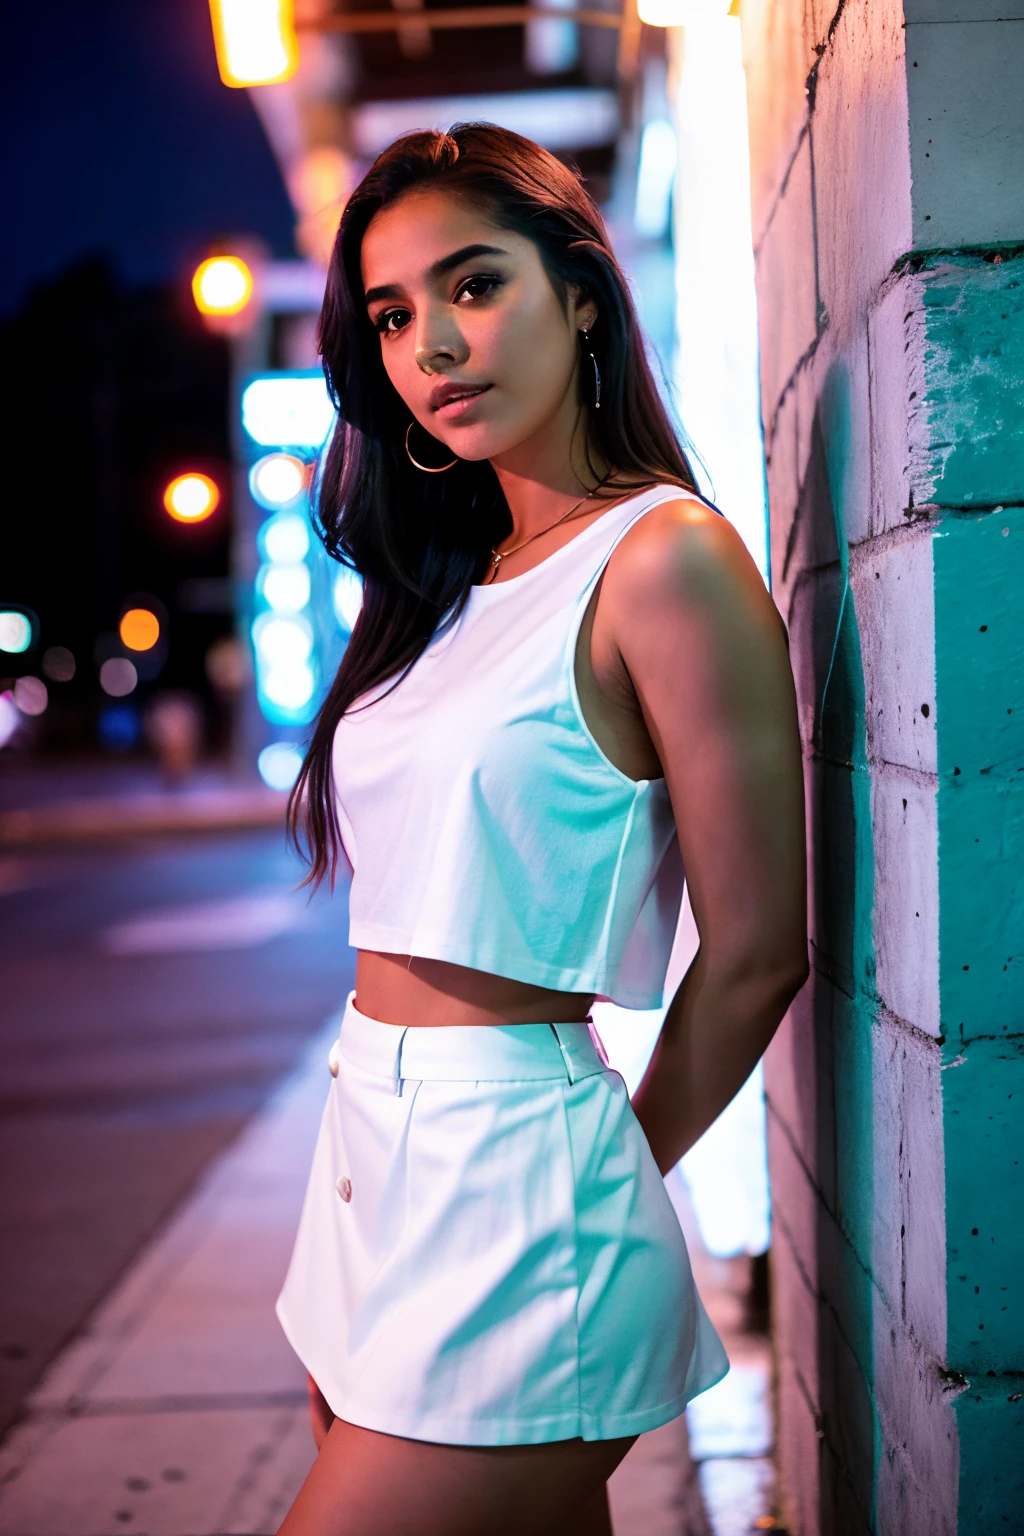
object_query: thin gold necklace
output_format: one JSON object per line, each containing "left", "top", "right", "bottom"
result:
{"left": 484, "top": 481, "right": 609, "bottom": 585}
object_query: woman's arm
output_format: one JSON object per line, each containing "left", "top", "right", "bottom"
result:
{"left": 602, "top": 499, "right": 808, "bottom": 1173}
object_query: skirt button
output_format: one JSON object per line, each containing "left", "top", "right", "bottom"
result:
{"left": 336, "top": 1175, "right": 352, "bottom": 1203}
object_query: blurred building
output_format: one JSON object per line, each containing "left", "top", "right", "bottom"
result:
{"left": 0, "top": 0, "right": 297, "bottom": 766}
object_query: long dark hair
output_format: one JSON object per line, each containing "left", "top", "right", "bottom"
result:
{"left": 289, "top": 122, "right": 699, "bottom": 888}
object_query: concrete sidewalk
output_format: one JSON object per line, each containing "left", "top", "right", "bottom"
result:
{"left": 0, "top": 1016, "right": 335, "bottom": 1536}
{"left": 0, "top": 1012, "right": 768, "bottom": 1535}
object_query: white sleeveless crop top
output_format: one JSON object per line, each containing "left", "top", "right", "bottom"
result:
{"left": 331, "top": 484, "right": 687, "bottom": 1009}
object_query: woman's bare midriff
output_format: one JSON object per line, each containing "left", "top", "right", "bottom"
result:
{"left": 355, "top": 950, "right": 596, "bottom": 1027}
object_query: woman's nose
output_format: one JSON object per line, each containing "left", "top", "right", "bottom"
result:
{"left": 415, "top": 345, "right": 445, "bottom": 375}
{"left": 414, "top": 321, "right": 468, "bottom": 376}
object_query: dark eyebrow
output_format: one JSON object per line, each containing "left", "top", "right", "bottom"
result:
{"left": 364, "top": 244, "right": 509, "bottom": 307}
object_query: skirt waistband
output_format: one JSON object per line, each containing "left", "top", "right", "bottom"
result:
{"left": 332, "top": 992, "right": 609, "bottom": 1090}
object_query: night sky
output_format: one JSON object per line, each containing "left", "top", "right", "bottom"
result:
{"left": 1, "top": 0, "right": 295, "bottom": 317}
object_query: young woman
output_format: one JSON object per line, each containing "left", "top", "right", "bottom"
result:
{"left": 276, "top": 124, "right": 807, "bottom": 1536}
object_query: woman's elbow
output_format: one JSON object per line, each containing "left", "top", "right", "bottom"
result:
{"left": 711, "top": 937, "right": 809, "bottom": 1014}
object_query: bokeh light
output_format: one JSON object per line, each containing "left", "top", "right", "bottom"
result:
{"left": 262, "top": 662, "right": 315, "bottom": 710}
{"left": 119, "top": 608, "right": 161, "bottom": 652}
{"left": 164, "top": 472, "right": 221, "bottom": 523}
{"left": 209, "top": 0, "right": 299, "bottom": 88}
{"left": 191, "top": 255, "right": 254, "bottom": 316}
{"left": 252, "top": 614, "right": 313, "bottom": 669}
{"left": 262, "top": 513, "right": 310, "bottom": 564}
{"left": 257, "top": 741, "right": 304, "bottom": 790}
{"left": 250, "top": 453, "right": 307, "bottom": 510}
{"left": 261, "top": 562, "right": 311, "bottom": 614}
{"left": 0, "top": 611, "right": 32, "bottom": 654}
{"left": 99, "top": 658, "right": 139, "bottom": 697}
{"left": 0, "top": 692, "right": 20, "bottom": 748}
{"left": 13, "top": 676, "right": 47, "bottom": 716}
{"left": 42, "top": 646, "right": 76, "bottom": 682}
{"left": 252, "top": 612, "right": 316, "bottom": 717}
{"left": 241, "top": 376, "right": 336, "bottom": 448}
{"left": 332, "top": 567, "right": 364, "bottom": 633}
{"left": 98, "top": 703, "right": 141, "bottom": 752}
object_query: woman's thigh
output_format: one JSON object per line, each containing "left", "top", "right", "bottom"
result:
{"left": 277, "top": 1417, "right": 634, "bottom": 1536}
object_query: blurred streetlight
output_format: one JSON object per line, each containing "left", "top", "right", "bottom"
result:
{"left": 163, "top": 472, "right": 221, "bottom": 524}
{"left": 119, "top": 608, "right": 161, "bottom": 652}
{"left": 208, "top": 0, "right": 299, "bottom": 87}
{"left": 192, "top": 255, "right": 254, "bottom": 317}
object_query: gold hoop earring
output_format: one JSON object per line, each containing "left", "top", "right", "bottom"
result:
{"left": 405, "top": 421, "right": 458, "bottom": 473}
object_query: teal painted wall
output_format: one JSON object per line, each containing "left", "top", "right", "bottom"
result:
{"left": 919, "top": 252, "right": 1024, "bottom": 510}
{"left": 927, "top": 250, "right": 1024, "bottom": 1528}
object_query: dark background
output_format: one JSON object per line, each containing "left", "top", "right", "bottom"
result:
{"left": 1, "top": 0, "right": 295, "bottom": 754}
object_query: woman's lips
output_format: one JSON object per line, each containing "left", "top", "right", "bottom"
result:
{"left": 433, "top": 385, "right": 492, "bottom": 420}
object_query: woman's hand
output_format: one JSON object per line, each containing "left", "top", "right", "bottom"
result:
{"left": 599, "top": 499, "right": 808, "bottom": 1172}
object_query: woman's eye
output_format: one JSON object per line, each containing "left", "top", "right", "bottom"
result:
{"left": 375, "top": 308, "right": 411, "bottom": 335}
{"left": 455, "top": 274, "right": 502, "bottom": 304}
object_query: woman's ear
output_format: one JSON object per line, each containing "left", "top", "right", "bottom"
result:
{"left": 567, "top": 283, "right": 598, "bottom": 334}
{"left": 576, "top": 297, "right": 599, "bottom": 334}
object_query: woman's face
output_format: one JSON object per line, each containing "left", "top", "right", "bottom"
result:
{"left": 360, "top": 188, "right": 596, "bottom": 464}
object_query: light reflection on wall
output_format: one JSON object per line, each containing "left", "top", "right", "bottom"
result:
{"left": 671, "top": 13, "right": 768, "bottom": 577}
{"left": 672, "top": 13, "right": 770, "bottom": 1255}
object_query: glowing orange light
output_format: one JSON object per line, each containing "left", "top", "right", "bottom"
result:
{"left": 208, "top": 0, "right": 299, "bottom": 88}
{"left": 192, "top": 256, "right": 254, "bottom": 317}
{"left": 119, "top": 608, "right": 161, "bottom": 652}
{"left": 164, "top": 473, "right": 220, "bottom": 523}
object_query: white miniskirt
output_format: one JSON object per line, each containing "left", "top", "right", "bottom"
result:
{"left": 275, "top": 994, "right": 728, "bottom": 1447}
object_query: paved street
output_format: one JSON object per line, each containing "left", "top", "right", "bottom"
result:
{"left": 0, "top": 825, "right": 353, "bottom": 1441}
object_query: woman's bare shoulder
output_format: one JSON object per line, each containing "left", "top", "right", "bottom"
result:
{"left": 604, "top": 495, "right": 765, "bottom": 619}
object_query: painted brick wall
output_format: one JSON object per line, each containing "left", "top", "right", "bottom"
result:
{"left": 740, "top": 2, "right": 1024, "bottom": 1530}
{"left": 919, "top": 252, "right": 1024, "bottom": 1529}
